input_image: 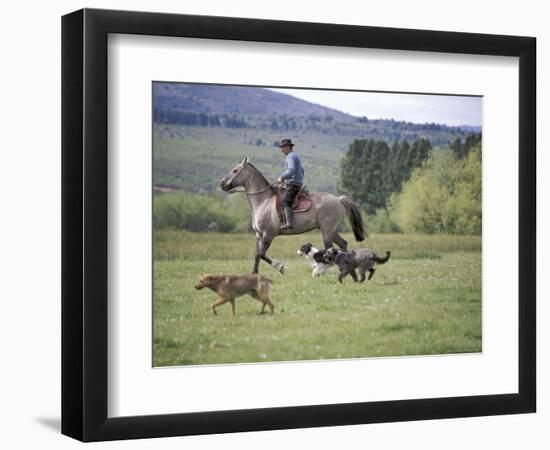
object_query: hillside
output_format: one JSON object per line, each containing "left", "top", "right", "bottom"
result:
{"left": 153, "top": 82, "right": 353, "bottom": 122}
{"left": 153, "top": 83, "right": 481, "bottom": 193}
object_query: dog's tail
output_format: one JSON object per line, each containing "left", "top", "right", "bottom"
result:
{"left": 339, "top": 196, "right": 367, "bottom": 241}
{"left": 374, "top": 251, "right": 391, "bottom": 264}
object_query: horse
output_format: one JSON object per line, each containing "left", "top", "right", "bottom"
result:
{"left": 220, "top": 157, "right": 367, "bottom": 274}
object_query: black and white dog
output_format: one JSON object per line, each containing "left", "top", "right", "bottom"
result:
{"left": 323, "top": 247, "right": 391, "bottom": 283}
{"left": 297, "top": 243, "right": 334, "bottom": 277}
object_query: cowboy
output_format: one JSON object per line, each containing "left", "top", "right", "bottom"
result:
{"left": 277, "top": 139, "right": 304, "bottom": 230}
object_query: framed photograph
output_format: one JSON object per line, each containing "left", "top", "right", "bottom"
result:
{"left": 62, "top": 8, "right": 536, "bottom": 442}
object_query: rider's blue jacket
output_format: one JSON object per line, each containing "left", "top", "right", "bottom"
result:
{"left": 280, "top": 151, "right": 304, "bottom": 185}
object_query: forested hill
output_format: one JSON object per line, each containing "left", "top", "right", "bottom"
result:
{"left": 153, "top": 83, "right": 353, "bottom": 122}
{"left": 153, "top": 83, "right": 479, "bottom": 145}
{"left": 153, "top": 83, "right": 481, "bottom": 193}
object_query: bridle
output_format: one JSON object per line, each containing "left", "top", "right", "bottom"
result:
{"left": 224, "top": 163, "right": 274, "bottom": 196}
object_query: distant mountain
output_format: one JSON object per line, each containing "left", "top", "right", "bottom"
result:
{"left": 153, "top": 83, "right": 353, "bottom": 122}
{"left": 153, "top": 83, "right": 479, "bottom": 145}
{"left": 152, "top": 83, "right": 482, "bottom": 193}
{"left": 457, "top": 125, "right": 482, "bottom": 133}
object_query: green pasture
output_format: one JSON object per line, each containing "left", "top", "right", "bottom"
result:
{"left": 153, "top": 231, "right": 481, "bottom": 366}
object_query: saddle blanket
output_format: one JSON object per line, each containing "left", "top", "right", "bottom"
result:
{"left": 275, "top": 189, "right": 312, "bottom": 221}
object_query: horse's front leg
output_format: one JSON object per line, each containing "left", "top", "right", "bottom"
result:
{"left": 259, "top": 236, "right": 284, "bottom": 274}
{"left": 252, "top": 233, "right": 262, "bottom": 274}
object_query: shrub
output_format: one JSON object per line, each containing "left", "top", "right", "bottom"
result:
{"left": 368, "top": 208, "right": 401, "bottom": 234}
{"left": 390, "top": 146, "right": 481, "bottom": 235}
{"left": 154, "top": 191, "right": 245, "bottom": 232}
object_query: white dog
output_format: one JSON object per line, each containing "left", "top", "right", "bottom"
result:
{"left": 297, "top": 243, "right": 334, "bottom": 277}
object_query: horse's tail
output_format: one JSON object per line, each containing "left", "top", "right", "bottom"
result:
{"left": 339, "top": 196, "right": 367, "bottom": 241}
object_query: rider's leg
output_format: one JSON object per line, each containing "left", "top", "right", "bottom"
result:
{"left": 281, "top": 206, "right": 293, "bottom": 230}
{"left": 281, "top": 184, "right": 299, "bottom": 230}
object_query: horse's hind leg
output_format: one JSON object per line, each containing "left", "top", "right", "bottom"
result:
{"left": 320, "top": 229, "right": 334, "bottom": 249}
{"left": 320, "top": 206, "right": 346, "bottom": 249}
{"left": 333, "top": 233, "right": 348, "bottom": 250}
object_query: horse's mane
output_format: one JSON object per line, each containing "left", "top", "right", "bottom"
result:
{"left": 245, "top": 162, "right": 271, "bottom": 186}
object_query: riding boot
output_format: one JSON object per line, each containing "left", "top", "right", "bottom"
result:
{"left": 281, "top": 206, "right": 294, "bottom": 230}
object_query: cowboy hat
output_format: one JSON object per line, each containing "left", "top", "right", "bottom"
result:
{"left": 277, "top": 138, "right": 295, "bottom": 148}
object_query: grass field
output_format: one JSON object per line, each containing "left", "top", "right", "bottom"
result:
{"left": 153, "top": 231, "right": 481, "bottom": 367}
{"left": 153, "top": 120, "right": 475, "bottom": 193}
{"left": 153, "top": 125, "right": 343, "bottom": 193}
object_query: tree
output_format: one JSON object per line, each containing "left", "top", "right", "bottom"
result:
{"left": 451, "top": 137, "right": 464, "bottom": 159}
{"left": 339, "top": 138, "right": 432, "bottom": 214}
{"left": 339, "top": 139, "right": 391, "bottom": 213}
{"left": 407, "top": 138, "right": 432, "bottom": 170}
{"left": 387, "top": 140, "right": 402, "bottom": 193}
{"left": 390, "top": 144, "right": 481, "bottom": 235}
{"left": 451, "top": 133, "right": 481, "bottom": 159}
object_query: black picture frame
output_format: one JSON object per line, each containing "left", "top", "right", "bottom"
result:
{"left": 62, "top": 8, "right": 536, "bottom": 442}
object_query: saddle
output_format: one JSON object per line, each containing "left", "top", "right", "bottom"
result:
{"left": 275, "top": 186, "right": 312, "bottom": 221}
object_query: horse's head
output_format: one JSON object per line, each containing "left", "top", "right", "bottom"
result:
{"left": 220, "top": 157, "right": 250, "bottom": 191}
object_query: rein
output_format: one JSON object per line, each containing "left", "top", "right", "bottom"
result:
{"left": 227, "top": 185, "right": 274, "bottom": 196}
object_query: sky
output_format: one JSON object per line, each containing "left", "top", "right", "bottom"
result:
{"left": 270, "top": 88, "right": 482, "bottom": 127}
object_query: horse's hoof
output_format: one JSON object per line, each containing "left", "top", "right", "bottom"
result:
{"left": 279, "top": 266, "right": 285, "bottom": 274}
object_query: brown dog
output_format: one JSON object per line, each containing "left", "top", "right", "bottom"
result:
{"left": 194, "top": 273, "right": 275, "bottom": 316}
